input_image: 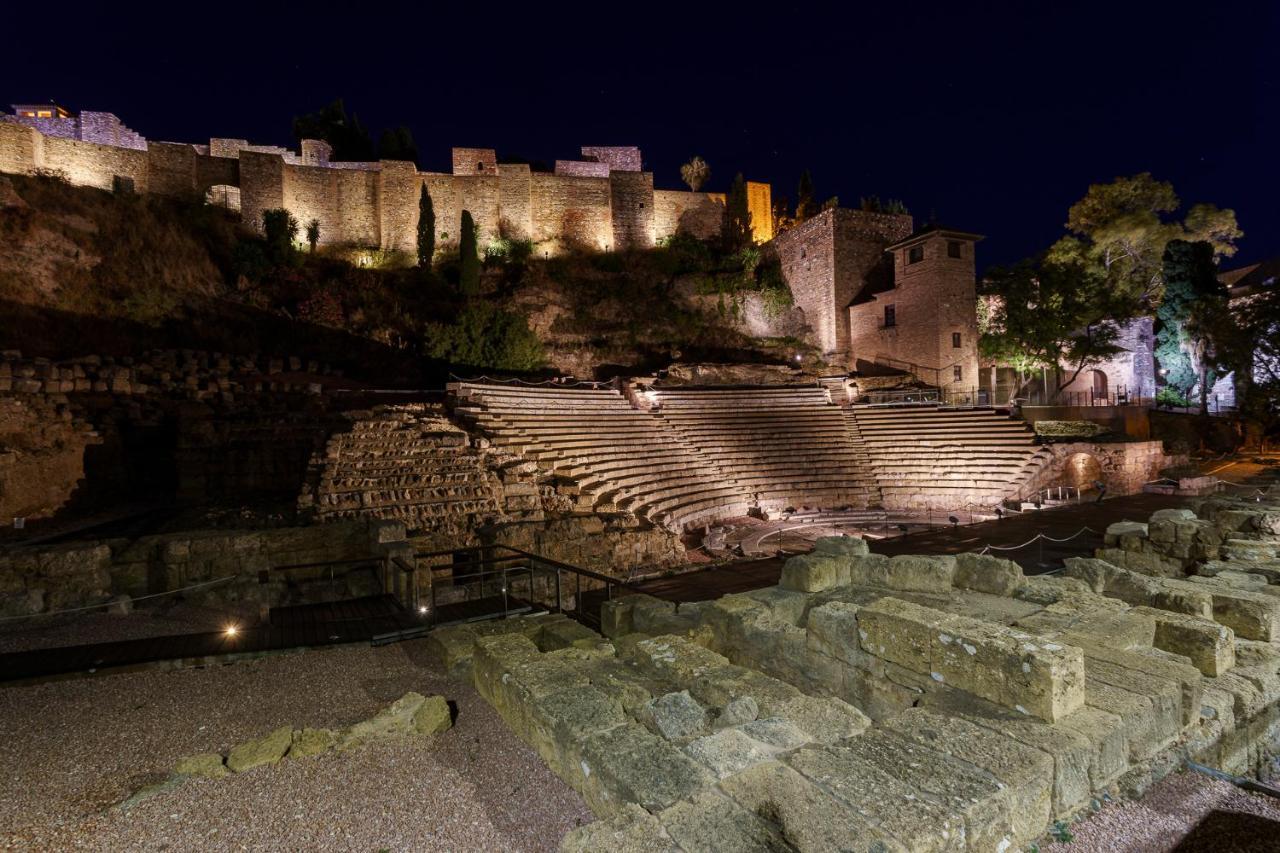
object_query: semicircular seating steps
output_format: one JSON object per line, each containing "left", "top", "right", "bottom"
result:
{"left": 846, "top": 405, "right": 1052, "bottom": 510}
{"left": 451, "top": 382, "right": 1051, "bottom": 530}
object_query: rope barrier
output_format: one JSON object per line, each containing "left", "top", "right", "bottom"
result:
{"left": 0, "top": 574, "right": 239, "bottom": 624}
{"left": 977, "top": 526, "right": 1099, "bottom": 554}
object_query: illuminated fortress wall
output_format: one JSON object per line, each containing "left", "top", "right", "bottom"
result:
{"left": 0, "top": 112, "right": 751, "bottom": 258}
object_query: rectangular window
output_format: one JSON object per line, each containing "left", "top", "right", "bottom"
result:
{"left": 953, "top": 365, "right": 963, "bottom": 382}
{"left": 907, "top": 245, "right": 924, "bottom": 264}
{"left": 948, "top": 240, "right": 963, "bottom": 258}
{"left": 36, "top": 110, "right": 52, "bottom": 118}
{"left": 952, "top": 332, "right": 962, "bottom": 348}
{"left": 884, "top": 305, "right": 896, "bottom": 327}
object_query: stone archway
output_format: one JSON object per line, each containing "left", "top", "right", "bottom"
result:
{"left": 1063, "top": 451, "right": 1103, "bottom": 492}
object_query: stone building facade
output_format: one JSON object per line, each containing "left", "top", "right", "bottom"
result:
{"left": 0, "top": 108, "right": 773, "bottom": 258}
{"left": 772, "top": 212, "right": 981, "bottom": 385}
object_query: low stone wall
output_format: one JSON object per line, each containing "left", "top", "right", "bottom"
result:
{"left": 1025, "top": 440, "right": 1179, "bottom": 497}
{"left": 0, "top": 518, "right": 409, "bottom": 618}
{"left": 0, "top": 395, "right": 100, "bottom": 519}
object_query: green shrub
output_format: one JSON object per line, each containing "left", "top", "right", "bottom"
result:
{"left": 424, "top": 303, "right": 544, "bottom": 371}
{"left": 1156, "top": 387, "right": 1192, "bottom": 408}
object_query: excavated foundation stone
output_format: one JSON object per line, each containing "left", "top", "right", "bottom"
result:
{"left": 437, "top": 499, "right": 1280, "bottom": 851}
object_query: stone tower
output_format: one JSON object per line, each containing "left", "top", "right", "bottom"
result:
{"left": 847, "top": 226, "right": 982, "bottom": 387}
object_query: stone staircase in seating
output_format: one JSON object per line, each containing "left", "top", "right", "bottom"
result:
{"left": 452, "top": 383, "right": 751, "bottom": 531}
{"left": 650, "top": 385, "right": 881, "bottom": 512}
{"left": 848, "top": 405, "right": 1050, "bottom": 510}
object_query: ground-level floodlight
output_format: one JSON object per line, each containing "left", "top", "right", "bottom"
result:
{"left": 995, "top": 507, "right": 1004, "bottom": 520}
{"left": 1093, "top": 480, "right": 1107, "bottom": 504}
{"left": 948, "top": 515, "right": 960, "bottom": 528}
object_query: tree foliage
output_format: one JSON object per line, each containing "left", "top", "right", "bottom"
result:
{"left": 979, "top": 256, "right": 1131, "bottom": 396}
{"left": 305, "top": 218, "right": 320, "bottom": 253}
{"left": 1227, "top": 285, "right": 1280, "bottom": 440}
{"left": 723, "top": 173, "right": 753, "bottom": 251}
{"left": 1158, "top": 240, "right": 1233, "bottom": 414}
{"left": 424, "top": 303, "right": 544, "bottom": 371}
{"left": 459, "top": 210, "right": 481, "bottom": 296}
{"left": 680, "top": 156, "right": 710, "bottom": 193}
{"left": 795, "top": 170, "right": 817, "bottom": 222}
{"left": 417, "top": 185, "right": 435, "bottom": 268}
{"left": 378, "top": 126, "right": 419, "bottom": 164}
{"left": 292, "top": 99, "right": 374, "bottom": 162}
{"left": 261, "top": 208, "right": 299, "bottom": 264}
{"left": 1046, "top": 173, "right": 1241, "bottom": 308}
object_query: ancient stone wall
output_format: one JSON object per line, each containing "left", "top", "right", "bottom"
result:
{"left": 1024, "top": 440, "right": 1178, "bottom": 500}
{"left": 496, "top": 163, "right": 533, "bottom": 240}
{"left": 0, "top": 518, "right": 409, "bottom": 617}
{"left": 773, "top": 208, "right": 914, "bottom": 362}
{"left": 0, "top": 395, "right": 99, "bottom": 521}
{"left": 530, "top": 173, "right": 613, "bottom": 251}
{"left": 608, "top": 170, "right": 654, "bottom": 250}
{"left": 238, "top": 150, "right": 285, "bottom": 236}
{"left": 580, "top": 146, "right": 642, "bottom": 171}
{"left": 652, "top": 190, "right": 722, "bottom": 241}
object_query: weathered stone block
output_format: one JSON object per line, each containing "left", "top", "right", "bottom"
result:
{"left": 1134, "top": 606, "right": 1236, "bottom": 676}
{"left": 779, "top": 552, "right": 846, "bottom": 593}
{"left": 658, "top": 790, "right": 791, "bottom": 853}
{"left": 953, "top": 552, "right": 1024, "bottom": 596}
{"left": 859, "top": 597, "right": 1086, "bottom": 722}
{"left": 227, "top": 725, "right": 292, "bottom": 772}
{"left": 881, "top": 708, "right": 1053, "bottom": 847}
{"left": 682, "top": 728, "right": 779, "bottom": 779}
{"left": 561, "top": 803, "right": 678, "bottom": 852}
{"left": 804, "top": 600, "right": 863, "bottom": 665}
{"left": 719, "top": 761, "right": 899, "bottom": 852}
{"left": 579, "top": 723, "right": 712, "bottom": 814}
{"left": 810, "top": 535, "right": 869, "bottom": 558}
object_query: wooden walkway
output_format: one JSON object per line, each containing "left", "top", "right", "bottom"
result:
{"left": 0, "top": 595, "right": 420, "bottom": 684}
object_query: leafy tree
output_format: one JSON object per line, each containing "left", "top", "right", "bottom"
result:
{"left": 261, "top": 208, "right": 298, "bottom": 264}
{"left": 1157, "top": 240, "right": 1229, "bottom": 414}
{"left": 979, "top": 256, "right": 1132, "bottom": 399}
{"left": 305, "top": 218, "right": 320, "bottom": 253}
{"left": 424, "top": 303, "right": 544, "bottom": 371}
{"left": 723, "top": 173, "right": 753, "bottom": 251}
{"left": 680, "top": 156, "right": 710, "bottom": 192}
{"left": 822, "top": 196, "right": 840, "bottom": 211}
{"left": 378, "top": 126, "right": 419, "bottom": 164}
{"left": 772, "top": 195, "right": 793, "bottom": 234}
{"left": 795, "top": 170, "right": 817, "bottom": 222}
{"left": 459, "top": 210, "right": 481, "bottom": 296}
{"left": 417, "top": 185, "right": 435, "bottom": 268}
{"left": 292, "top": 99, "right": 375, "bottom": 161}
{"left": 1046, "top": 173, "right": 1241, "bottom": 308}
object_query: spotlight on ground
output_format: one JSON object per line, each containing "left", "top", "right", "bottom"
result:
{"left": 224, "top": 625, "right": 239, "bottom": 638}
{"left": 995, "top": 507, "right": 1004, "bottom": 520}
{"left": 897, "top": 524, "right": 909, "bottom": 536}
{"left": 948, "top": 515, "right": 959, "bottom": 528}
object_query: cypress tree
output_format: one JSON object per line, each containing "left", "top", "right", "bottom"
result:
{"left": 459, "top": 210, "right": 481, "bottom": 296}
{"left": 796, "top": 170, "right": 816, "bottom": 221}
{"left": 417, "top": 185, "right": 435, "bottom": 267}
{"left": 724, "top": 173, "right": 753, "bottom": 251}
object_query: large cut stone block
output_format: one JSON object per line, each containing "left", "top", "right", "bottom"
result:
{"left": 1134, "top": 606, "right": 1236, "bottom": 676}
{"left": 719, "top": 761, "right": 904, "bottom": 852}
{"left": 837, "top": 729, "right": 1019, "bottom": 853}
{"left": 561, "top": 803, "right": 679, "bottom": 852}
{"left": 789, "top": 745, "right": 967, "bottom": 851}
{"left": 779, "top": 552, "right": 847, "bottom": 593}
{"left": 954, "top": 552, "right": 1025, "bottom": 596}
{"left": 881, "top": 708, "right": 1054, "bottom": 847}
{"left": 804, "top": 600, "right": 863, "bottom": 665}
{"left": 578, "top": 724, "right": 713, "bottom": 815}
{"left": 658, "top": 790, "right": 792, "bottom": 852}
{"left": 811, "top": 535, "right": 869, "bottom": 558}
{"left": 858, "top": 597, "right": 1086, "bottom": 722}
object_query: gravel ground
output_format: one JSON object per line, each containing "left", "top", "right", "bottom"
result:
{"left": 0, "top": 601, "right": 252, "bottom": 654}
{"left": 0, "top": 640, "right": 592, "bottom": 851}
{"left": 1043, "top": 770, "right": 1280, "bottom": 852}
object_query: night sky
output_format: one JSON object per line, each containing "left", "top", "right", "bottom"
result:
{"left": 4, "top": 2, "right": 1276, "bottom": 272}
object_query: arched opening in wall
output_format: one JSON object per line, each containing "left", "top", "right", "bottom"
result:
{"left": 205, "top": 184, "right": 241, "bottom": 213}
{"left": 1090, "top": 369, "right": 1108, "bottom": 399}
{"left": 1063, "top": 452, "right": 1102, "bottom": 493}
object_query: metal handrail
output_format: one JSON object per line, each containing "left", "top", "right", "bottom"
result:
{"left": 411, "top": 544, "right": 634, "bottom": 629}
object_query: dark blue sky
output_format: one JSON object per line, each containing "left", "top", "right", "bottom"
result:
{"left": 4, "top": 2, "right": 1276, "bottom": 271}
